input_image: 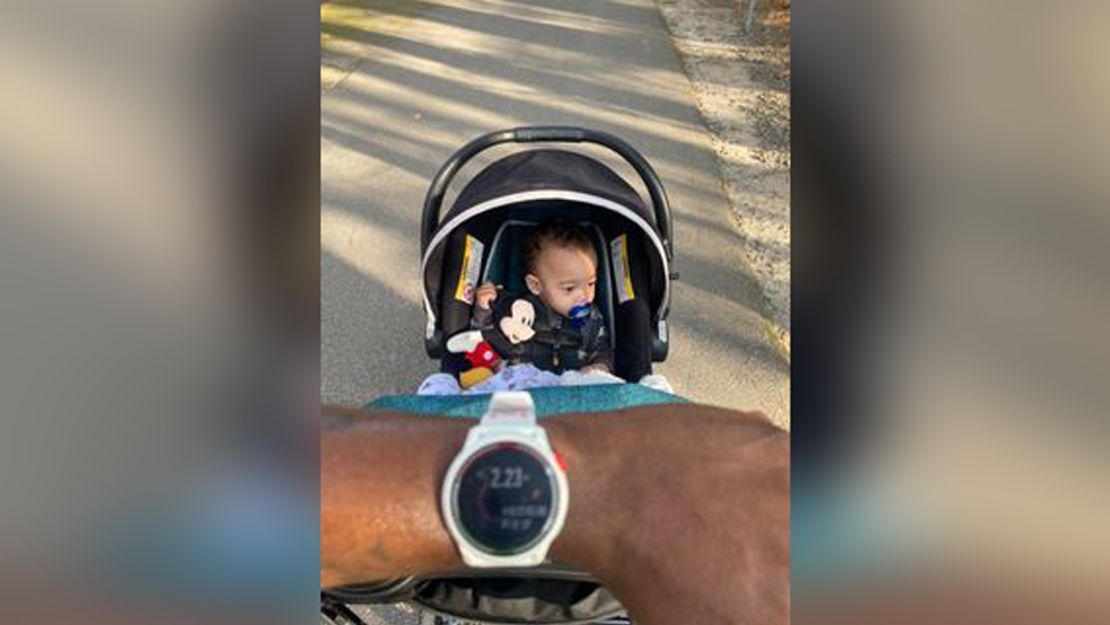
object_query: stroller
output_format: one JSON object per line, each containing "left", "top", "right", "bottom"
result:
{"left": 323, "top": 127, "right": 677, "bottom": 625}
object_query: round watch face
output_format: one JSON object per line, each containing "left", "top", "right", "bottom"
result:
{"left": 452, "top": 442, "right": 558, "bottom": 555}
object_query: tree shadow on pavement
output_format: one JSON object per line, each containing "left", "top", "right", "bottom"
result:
{"left": 321, "top": 0, "right": 790, "bottom": 416}
{"left": 322, "top": 250, "right": 431, "bottom": 405}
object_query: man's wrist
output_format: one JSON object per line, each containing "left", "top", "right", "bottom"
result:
{"left": 545, "top": 414, "right": 626, "bottom": 576}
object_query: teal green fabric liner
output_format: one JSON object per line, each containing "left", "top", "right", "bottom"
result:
{"left": 368, "top": 383, "right": 686, "bottom": 419}
{"left": 485, "top": 224, "right": 528, "bottom": 294}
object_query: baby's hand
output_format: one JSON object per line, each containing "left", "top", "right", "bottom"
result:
{"left": 475, "top": 282, "right": 500, "bottom": 310}
{"left": 580, "top": 363, "right": 612, "bottom": 376}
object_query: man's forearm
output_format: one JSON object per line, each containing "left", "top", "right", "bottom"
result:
{"left": 320, "top": 406, "right": 469, "bottom": 588}
{"left": 320, "top": 402, "right": 789, "bottom": 625}
{"left": 319, "top": 406, "right": 621, "bottom": 588}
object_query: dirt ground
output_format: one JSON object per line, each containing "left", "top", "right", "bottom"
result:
{"left": 657, "top": 0, "right": 791, "bottom": 354}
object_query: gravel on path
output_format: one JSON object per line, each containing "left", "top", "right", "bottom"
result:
{"left": 657, "top": 0, "right": 791, "bottom": 354}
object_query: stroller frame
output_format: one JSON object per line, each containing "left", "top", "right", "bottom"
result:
{"left": 324, "top": 127, "right": 677, "bottom": 625}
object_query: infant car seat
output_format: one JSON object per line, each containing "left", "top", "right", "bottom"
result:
{"left": 420, "top": 127, "right": 674, "bottom": 382}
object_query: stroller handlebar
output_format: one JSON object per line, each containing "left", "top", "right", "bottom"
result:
{"left": 420, "top": 126, "right": 674, "bottom": 261}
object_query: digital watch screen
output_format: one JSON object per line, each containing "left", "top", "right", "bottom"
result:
{"left": 451, "top": 442, "right": 557, "bottom": 555}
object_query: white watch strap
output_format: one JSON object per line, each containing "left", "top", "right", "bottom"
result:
{"left": 479, "top": 391, "right": 537, "bottom": 427}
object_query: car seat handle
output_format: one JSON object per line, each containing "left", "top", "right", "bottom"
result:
{"left": 421, "top": 126, "right": 674, "bottom": 261}
{"left": 513, "top": 127, "right": 588, "bottom": 142}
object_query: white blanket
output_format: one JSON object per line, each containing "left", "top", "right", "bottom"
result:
{"left": 417, "top": 364, "right": 673, "bottom": 395}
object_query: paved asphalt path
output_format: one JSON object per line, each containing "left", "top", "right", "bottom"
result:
{"left": 322, "top": 0, "right": 789, "bottom": 428}
{"left": 321, "top": 2, "right": 790, "bottom": 622}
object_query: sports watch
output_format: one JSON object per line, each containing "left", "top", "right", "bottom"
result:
{"left": 440, "top": 391, "right": 569, "bottom": 567}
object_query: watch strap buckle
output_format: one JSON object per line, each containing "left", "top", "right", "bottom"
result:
{"left": 481, "top": 391, "right": 537, "bottom": 427}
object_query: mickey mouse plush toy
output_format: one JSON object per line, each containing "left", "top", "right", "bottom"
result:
{"left": 443, "top": 292, "right": 545, "bottom": 389}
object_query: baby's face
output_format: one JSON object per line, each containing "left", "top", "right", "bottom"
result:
{"left": 525, "top": 244, "right": 598, "bottom": 317}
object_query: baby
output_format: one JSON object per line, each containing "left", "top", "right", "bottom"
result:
{"left": 473, "top": 220, "right": 612, "bottom": 375}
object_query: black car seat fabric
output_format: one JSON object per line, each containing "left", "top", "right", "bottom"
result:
{"left": 610, "top": 230, "right": 654, "bottom": 382}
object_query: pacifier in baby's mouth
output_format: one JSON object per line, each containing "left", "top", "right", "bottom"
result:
{"left": 567, "top": 302, "right": 591, "bottom": 328}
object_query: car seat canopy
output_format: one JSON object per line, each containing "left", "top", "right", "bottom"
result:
{"left": 447, "top": 149, "right": 651, "bottom": 224}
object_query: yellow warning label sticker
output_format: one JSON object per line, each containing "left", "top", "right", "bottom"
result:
{"left": 610, "top": 234, "right": 635, "bottom": 303}
{"left": 454, "top": 235, "right": 484, "bottom": 304}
